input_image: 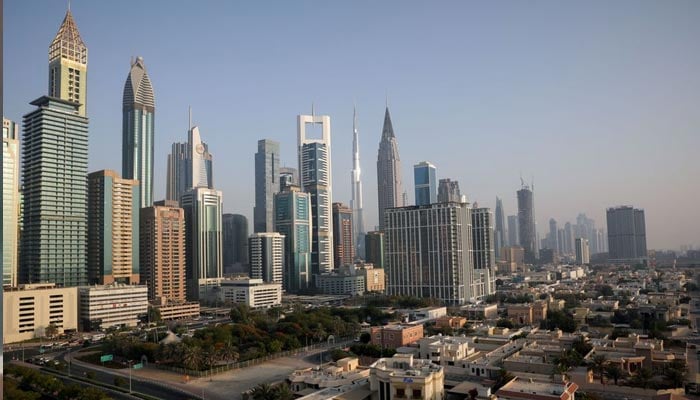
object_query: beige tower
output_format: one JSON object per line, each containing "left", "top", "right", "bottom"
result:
{"left": 48, "top": 9, "right": 88, "bottom": 116}
{"left": 140, "top": 201, "right": 186, "bottom": 303}
{"left": 87, "top": 170, "right": 140, "bottom": 284}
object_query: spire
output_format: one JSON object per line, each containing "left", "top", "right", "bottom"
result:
{"left": 381, "top": 106, "right": 395, "bottom": 140}
{"left": 49, "top": 8, "right": 87, "bottom": 64}
{"left": 188, "top": 106, "right": 192, "bottom": 130}
{"left": 353, "top": 106, "right": 359, "bottom": 156}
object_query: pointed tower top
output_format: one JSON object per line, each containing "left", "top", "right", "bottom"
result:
{"left": 49, "top": 8, "right": 87, "bottom": 64}
{"left": 381, "top": 106, "right": 395, "bottom": 140}
{"left": 123, "top": 56, "right": 155, "bottom": 110}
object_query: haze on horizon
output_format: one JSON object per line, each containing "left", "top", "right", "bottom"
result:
{"left": 4, "top": 1, "right": 699, "bottom": 251}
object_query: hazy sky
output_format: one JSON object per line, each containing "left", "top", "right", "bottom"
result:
{"left": 4, "top": 1, "right": 699, "bottom": 250}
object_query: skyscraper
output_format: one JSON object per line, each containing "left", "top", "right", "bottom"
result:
{"left": 332, "top": 202, "right": 354, "bottom": 268}
{"left": 122, "top": 56, "right": 155, "bottom": 208}
{"left": 248, "top": 232, "right": 285, "bottom": 284}
{"left": 507, "top": 215, "right": 519, "bottom": 247}
{"left": 181, "top": 187, "right": 223, "bottom": 300}
{"left": 350, "top": 107, "right": 366, "bottom": 259}
{"left": 438, "top": 179, "right": 461, "bottom": 203}
{"left": 87, "top": 170, "right": 140, "bottom": 284}
{"left": 165, "top": 111, "right": 213, "bottom": 203}
{"left": 385, "top": 202, "right": 474, "bottom": 305}
{"left": 563, "top": 222, "right": 574, "bottom": 255}
{"left": 140, "top": 200, "right": 186, "bottom": 303}
{"left": 254, "top": 139, "right": 280, "bottom": 233}
{"left": 376, "top": 106, "right": 403, "bottom": 230}
{"left": 607, "top": 206, "right": 647, "bottom": 264}
{"left": 21, "top": 97, "right": 88, "bottom": 287}
{"left": 3, "top": 118, "right": 20, "bottom": 287}
{"left": 274, "top": 185, "right": 312, "bottom": 293}
{"left": 223, "top": 214, "right": 249, "bottom": 271}
{"left": 364, "top": 231, "right": 385, "bottom": 269}
{"left": 575, "top": 238, "right": 590, "bottom": 265}
{"left": 414, "top": 161, "right": 437, "bottom": 206}
{"left": 548, "top": 218, "right": 559, "bottom": 252}
{"left": 279, "top": 167, "right": 298, "bottom": 191}
{"left": 48, "top": 9, "right": 88, "bottom": 116}
{"left": 471, "top": 207, "right": 496, "bottom": 298}
{"left": 494, "top": 197, "right": 506, "bottom": 258}
{"left": 517, "top": 182, "right": 537, "bottom": 263}
{"left": 298, "top": 113, "right": 334, "bottom": 277}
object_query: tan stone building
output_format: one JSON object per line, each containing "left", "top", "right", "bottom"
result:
{"left": 370, "top": 354, "right": 444, "bottom": 400}
{"left": 87, "top": 169, "right": 140, "bottom": 284}
{"left": 507, "top": 301, "right": 548, "bottom": 326}
{"left": 370, "top": 324, "right": 424, "bottom": 349}
{"left": 3, "top": 284, "right": 78, "bottom": 343}
{"left": 358, "top": 263, "right": 385, "bottom": 293}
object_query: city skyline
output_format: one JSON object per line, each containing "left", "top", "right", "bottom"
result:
{"left": 4, "top": 1, "right": 700, "bottom": 250}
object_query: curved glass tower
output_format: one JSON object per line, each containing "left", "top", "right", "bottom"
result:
{"left": 122, "top": 56, "right": 155, "bottom": 207}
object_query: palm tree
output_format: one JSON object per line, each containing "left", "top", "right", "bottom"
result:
{"left": 222, "top": 342, "right": 239, "bottom": 364}
{"left": 589, "top": 355, "right": 608, "bottom": 384}
{"left": 493, "top": 368, "right": 515, "bottom": 391}
{"left": 664, "top": 359, "right": 687, "bottom": 388}
{"left": 181, "top": 345, "right": 203, "bottom": 371}
{"left": 250, "top": 383, "right": 275, "bottom": 400}
{"left": 273, "top": 384, "right": 294, "bottom": 400}
{"left": 604, "top": 364, "right": 624, "bottom": 385}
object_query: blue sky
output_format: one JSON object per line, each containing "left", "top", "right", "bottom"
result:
{"left": 4, "top": 1, "right": 699, "bottom": 250}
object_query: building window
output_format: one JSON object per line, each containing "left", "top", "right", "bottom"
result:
{"left": 412, "top": 389, "right": 422, "bottom": 398}
{"left": 396, "top": 388, "right": 405, "bottom": 398}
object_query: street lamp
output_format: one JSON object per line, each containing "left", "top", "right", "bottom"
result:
{"left": 128, "top": 360, "right": 133, "bottom": 393}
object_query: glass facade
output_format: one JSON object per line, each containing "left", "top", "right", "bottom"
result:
{"left": 414, "top": 162, "right": 437, "bottom": 206}
{"left": 21, "top": 97, "right": 89, "bottom": 287}
{"left": 254, "top": 139, "right": 280, "bottom": 233}
{"left": 3, "top": 118, "right": 20, "bottom": 286}
{"left": 274, "top": 188, "right": 312, "bottom": 293}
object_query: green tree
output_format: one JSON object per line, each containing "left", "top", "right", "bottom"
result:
{"left": 664, "top": 359, "right": 687, "bottom": 388}
{"left": 181, "top": 345, "right": 203, "bottom": 370}
{"left": 45, "top": 323, "right": 59, "bottom": 338}
{"left": 113, "top": 376, "right": 127, "bottom": 387}
{"left": 492, "top": 368, "right": 514, "bottom": 391}
{"left": 251, "top": 383, "right": 276, "bottom": 400}
{"left": 274, "top": 384, "right": 295, "bottom": 400}
{"left": 604, "top": 364, "right": 624, "bottom": 385}
{"left": 630, "top": 368, "right": 654, "bottom": 389}
{"left": 588, "top": 355, "right": 608, "bottom": 384}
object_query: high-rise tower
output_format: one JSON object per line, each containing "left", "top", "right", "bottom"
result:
{"left": 376, "top": 107, "right": 403, "bottom": 229}
{"left": 3, "top": 118, "right": 20, "bottom": 287}
{"left": 48, "top": 9, "right": 88, "bottom": 116}
{"left": 438, "top": 179, "right": 462, "bottom": 203}
{"left": 494, "top": 197, "right": 506, "bottom": 258}
{"left": 165, "top": 110, "right": 213, "bottom": 202}
{"left": 274, "top": 185, "right": 312, "bottom": 293}
{"left": 472, "top": 207, "right": 496, "bottom": 298}
{"left": 298, "top": 113, "right": 334, "bottom": 277}
{"left": 606, "top": 206, "right": 647, "bottom": 264}
{"left": 254, "top": 139, "right": 280, "bottom": 233}
{"left": 122, "top": 56, "right": 155, "bottom": 208}
{"left": 350, "top": 107, "right": 365, "bottom": 259}
{"left": 414, "top": 161, "right": 437, "bottom": 206}
{"left": 332, "top": 202, "right": 354, "bottom": 268}
{"left": 517, "top": 181, "right": 537, "bottom": 263}
{"left": 21, "top": 97, "right": 88, "bottom": 286}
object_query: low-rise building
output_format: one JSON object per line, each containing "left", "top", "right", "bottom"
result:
{"left": 507, "top": 301, "right": 548, "bottom": 326}
{"left": 316, "top": 272, "right": 365, "bottom": 296}
{"left": 357, "top": 263, "right": 385, "bottom": 293}
{"left": 218, "top": 278, "right": 282, "bottom": 309}
{"left": 78, "top": 284, "right": 148, "bottom": 331}
{"left": 370, "top": 354, "right": 444, "bottom": 400}
{"left": 417, "top": 335, "right": 476, "bottom": 366}
{"left": 3, "top": 284, "right": 79, "bottom": 343}
{"left": 496, "top": 377, "right": 578, "bottom": 400}
{"left": 153, "top": 299, "right": 200, "bottom": 321}
{"left": 370, "top": 324, "right": 424, "bottom": 349}
{"left": 435, "top": 316, "right": 466, "bottom": 330}
{"left": 461, "top": 303, "right": 498, "bottom": 320}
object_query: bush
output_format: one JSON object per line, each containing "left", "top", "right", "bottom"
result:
{"left": 114, "top": 376, "right": 128, "bottom": 387}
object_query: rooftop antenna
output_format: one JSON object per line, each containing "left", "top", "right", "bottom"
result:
{"left": 68, "top": 0, "right": 71, "bottom": 11}
{"left": 385, "top": 90, "right": 389, "bottom": 109}
{"left": 188, "top": 106, "right": 192, "bottom": 130}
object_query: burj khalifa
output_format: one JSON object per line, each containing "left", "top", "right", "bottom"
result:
{"left": 350, "top": 107, "right": 365, "bottom": 259}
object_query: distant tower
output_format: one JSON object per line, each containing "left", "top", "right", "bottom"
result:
{"left": 507, "top": 215, "right": 519, "bottom": 246}
{"left": 494, "top": 197, "right": 507, "bottom": 259}
{"left": 298, "top": 113, "right": 334, "bottom": 277}
{"left": 364, "top": 231, "right": 385, "bottom": 269}
{"left": 575, "top": 238, "right": 590, "bottom": 265}
{"left": 606, "top": 206, "right": 647, "bottom": 264}
{"left": 517, "top": 181, "right": 537, "bottom": 263}
{"left": 166, "top": 110, "right": 213, "bottom": 202}
{"left": 279, "top": 167, "right": 298, "bottom": 192}
{"left": 180, "top": 187, "right": 223, "bottom": 300}
{"left": 274, "top": 185, "right": 312, "bottom": 293}
{"left": 248, "top": 232, "right": 285, "bottom": 284}
{"left": 376, "top": 106, "right": 403, "bottom": 230}
{"left": 254, "top": 139, "right": 280, "bottom": 233}
{"left": 122, "top": 56, "right": 155, "bottom": 208}
{"left": 223, "top": 214, "right": 249, "bottom": 272}
{"left": 548, "top": 218, "right": 559, "bottom": 252}
{"left": 332, "top": 202, "right": 354, "bottom": 268}
{"left": 350, "top": 107, "right": 366, "bottom": 259}
{"left": 48, "top": 8, "right": 88, "bottom": 116}
{"left": 3, "top": 118, "right": 20, "bottom": 287}
{"left": 472, "top": 207, "right": 496, "bottom": 298}
{"left": 438, "top": 179, "right": 461, "bottom": 203}
{"left": 87, "top": 170, "right": 140, "bottom": 284}
{"left": 414, "top": 161, "right": 437, "bottom": 206}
